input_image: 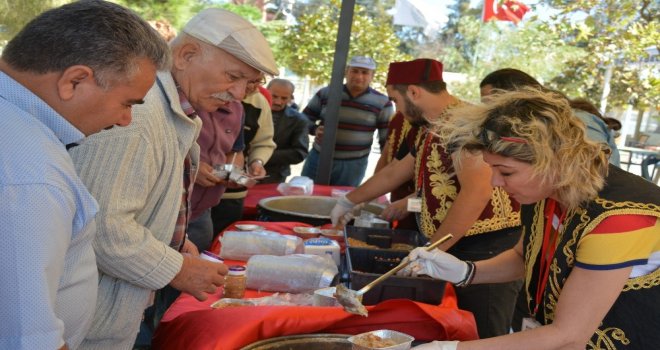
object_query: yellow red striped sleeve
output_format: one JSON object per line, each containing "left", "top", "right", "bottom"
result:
{"left": 575, "top": 216, "right": 660, "bottom": 270}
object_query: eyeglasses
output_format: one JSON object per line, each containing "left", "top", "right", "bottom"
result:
{"left": 479, "top": 128, "right": 528, "bottom": 146}
{"left": 247, "top": 76, "right": 267, "bottom": 88}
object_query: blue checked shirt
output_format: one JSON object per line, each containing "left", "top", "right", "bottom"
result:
{"left": 0, "top": 71, "right": 99, "bottom": 349}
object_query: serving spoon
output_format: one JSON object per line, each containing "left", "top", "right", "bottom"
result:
{"left": 334, "top": 233, "right": 453, "bottom": 316}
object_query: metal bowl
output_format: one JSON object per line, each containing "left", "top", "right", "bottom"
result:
{"left": 258, "top": 196, "right": 383, "bottom": 226}
{"left": 241, "top": 333, "right": 352, "bottom": 350}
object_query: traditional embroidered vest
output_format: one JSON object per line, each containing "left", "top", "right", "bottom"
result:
{"left": 414, "top": 127, "right": 520, "bottom": 239}
{"left": 384, "top": 112, "right": 411, "bottom": 164}
{"left": 522, "top": 166, "right": 660, "bottom": 350}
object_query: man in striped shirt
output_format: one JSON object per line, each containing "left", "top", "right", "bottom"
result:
{"left": 301, "top": 56, "right": 395, "bottom": 186}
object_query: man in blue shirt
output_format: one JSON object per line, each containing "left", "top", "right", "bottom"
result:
{"left": 0, "top": 1, "right": 169, "bottom": 349}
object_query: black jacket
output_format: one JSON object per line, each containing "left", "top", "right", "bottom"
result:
{"left": 263, "top": 106, "right": 309, "bottom": 183}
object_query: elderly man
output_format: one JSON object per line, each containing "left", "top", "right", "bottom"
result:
{"left": 69, "top": 8, "right": 277, "bottom": 349}
{"left": 331, "top": 59, "right": 521, "bottom": 339}
{"left": 301, "top": 55, "right": 395, "bottom": 186}
{"left": 261, "top": 78, "right": 310, "bottom": 183}
{"left": 0, "top": 1, "right": 169, "bottom": 349}
{"left": 211, "top": 76, "right": 277, "bottom": 234}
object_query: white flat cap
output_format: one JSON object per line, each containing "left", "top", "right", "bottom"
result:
{"left": 183, "top": 8, "right": 278, "bottom": 76}
{"left": 348, "top": 56, "right": 376, "bottom": 70}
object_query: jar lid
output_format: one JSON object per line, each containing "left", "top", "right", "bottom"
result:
{"left": 200, "top": 250, "right": 224, "bottom": 263}
{"left": 228, "top": 265, "right": 246, "bottom": 276}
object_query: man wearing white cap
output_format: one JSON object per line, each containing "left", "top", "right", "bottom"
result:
{"left": 69, "top": 8, "right": 278, "bottom": 349}
{"left": 301, "top": 55, "right": 395, "bottom": 186}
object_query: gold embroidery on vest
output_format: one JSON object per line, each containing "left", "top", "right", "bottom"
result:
{"left": 543, "top": 209, "right": 585, "bottom": 323}
{"left": 468, "top": 187, "right": 521, "bottom": 235}
{"left": 385, "top": 128, "right": 398, "bottom": 164}
{"left": 596, "top": 197, "right": 660, "bottom": 212}
{"left": 562, "top": 209, "right": 588, "bottom": 267}
{"left": 588, "top": 327, "right": 630, "bottom": 350}
{"left": 624, "top": 268, "right": 660, "bottom": 291}
{"left": 524, "top": 202, "right": 546, "bottom": 309}
{"left": 419, "top": 140, "right": 456, "bottom": 238}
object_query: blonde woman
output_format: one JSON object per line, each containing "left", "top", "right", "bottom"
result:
{"left": 402, "top": 88, "right": 659, "bottom": 350}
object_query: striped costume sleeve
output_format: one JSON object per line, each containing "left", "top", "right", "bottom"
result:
{"left": 575, "top": 215, "right": 660, "bottom": 272}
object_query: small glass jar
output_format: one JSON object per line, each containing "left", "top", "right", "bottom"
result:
{"left": 223, "top": 265, "right": 247, "bottom": 299}
{"left": 200, "top": 250, "right": 223, "bottom": 263}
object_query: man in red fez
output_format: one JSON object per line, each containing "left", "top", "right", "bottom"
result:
{"left": 332, "top": 58, "right": 522, "bottom": 339}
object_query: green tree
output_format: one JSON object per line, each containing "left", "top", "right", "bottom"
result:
{"left": 115, "top": 0, "right": 198, "bottom": 28}
{"left": 542, "top": 0, "right": 659, "bottom": 115}
{"left": 0, "top": 0, "right": 65, "bottom": 43}
{"left": 419, "top": 15, "right": 585, "bottom": 102}
{"left": 278, "top": 0, "right": 409, "bottom": 86}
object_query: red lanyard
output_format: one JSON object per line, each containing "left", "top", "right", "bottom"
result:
{"left": 416, "top": 131, "right": 433, "bottom": 195}
{"left": 533, "top": 199, "right": 566, "bottom": 316}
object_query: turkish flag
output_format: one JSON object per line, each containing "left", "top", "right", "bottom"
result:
{"left": 483, "top": 0, "right": 530, "bottom": 24}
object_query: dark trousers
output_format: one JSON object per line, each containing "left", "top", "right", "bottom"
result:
{"left": 133, "top": 285, "right": 181, "bottom": 349}
{"left": 448, "top": 226, "right": 523, "bottom": 339}
{"left": 211, "top": 197, "right": 245, "bottom": 237}
{"left": 187, "top": 209, "right": 214, "bottom": 252}
{"left": 511, "top": 285, "right": 531, "bottom": 332}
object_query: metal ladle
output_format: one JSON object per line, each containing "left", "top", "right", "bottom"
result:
{"left": 334, "top": 233, "right": 453, "bottom": 317}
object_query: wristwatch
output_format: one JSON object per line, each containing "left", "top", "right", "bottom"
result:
{"left": 249, "top": 159, "right": 264, "bottom": 167}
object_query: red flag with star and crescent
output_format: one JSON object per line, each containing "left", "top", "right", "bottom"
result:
{"left": 483, "top": 0, "right": 530, "bottom": 24}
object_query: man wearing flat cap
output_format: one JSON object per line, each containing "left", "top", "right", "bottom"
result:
{"left": 69, "top": 8, "right": 278, "bottom": 349}
{"left": 331, "top": 59, "right": 522, "bottom": 339}
{"left": 301, "top": 55, "right": 395, "bottom": 186}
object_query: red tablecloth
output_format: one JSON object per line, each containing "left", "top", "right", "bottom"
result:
{"left": 152, "top": 221, "right": 478, "bottom": 349}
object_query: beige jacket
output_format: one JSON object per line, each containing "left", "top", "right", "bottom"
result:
{"left": 70, "top": 71, "right": 201, "bottom": 350}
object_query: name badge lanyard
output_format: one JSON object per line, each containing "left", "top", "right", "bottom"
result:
{"left": 533, "top": 198, "right": 566, "bottom": 317}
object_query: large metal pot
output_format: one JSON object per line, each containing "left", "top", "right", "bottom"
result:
{"left": 257, "top": 196, "right": 383, "bottom": 226}
{"left": 241, "top": 333, "right": 351, "bottom": 350}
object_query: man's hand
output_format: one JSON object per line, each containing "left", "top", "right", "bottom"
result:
{"left": 398, "top": 248, "right": 468, "bottom": 283}
{"left": 180, "top": 239, "right": 199, "bottom": 256}
{"left": 412, "top": 341, "right": 459, "bottom": 350}
{"left": 315, "top": 125, "right": 324, "bottom": 144}
{"left": 248, "top": 160, "right": 267, "bottom": 178}
{"left": 380, "top": 198, "right": 410, "bottom": 221}
{"left": 195, "top": 161, "right": 224, "bottom": 187}
{"left": 170, "top": 255, "right": 228, "bottom": 301}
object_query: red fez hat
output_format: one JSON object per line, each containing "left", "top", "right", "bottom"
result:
{"left": 386, "top": 59, "right": 443, "bottom": 85}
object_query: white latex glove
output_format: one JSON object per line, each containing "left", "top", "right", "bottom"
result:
{"left": 412, "top": 341, "right": 459, "bottom": 350}
{"left": 330, "top": 195, "right": 356, "bottom": 226}
{"left": 398, "top": 247, "right": 468, "bottom": 283}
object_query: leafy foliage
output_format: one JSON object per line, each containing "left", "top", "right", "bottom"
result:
{"left": 115, "top": 0, "right": 196, "bottom": 29}
{"left": 418, "top": 15, "right": 585, "bottom": 103}
{"left": 542, "top": 0, "right": 659, "bottom": 111}
{"left": 277, "top": 0, "right": 410, "bottom": 86}
{"left": 0, "top": 0, "right": 62, "bottom": 43}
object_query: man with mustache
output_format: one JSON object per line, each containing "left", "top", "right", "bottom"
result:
{"left": 69, "top": 9, "right": 278, "bottom": 349}
{"left": 331, "top": 59, "right": 521, "bottom": 339}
